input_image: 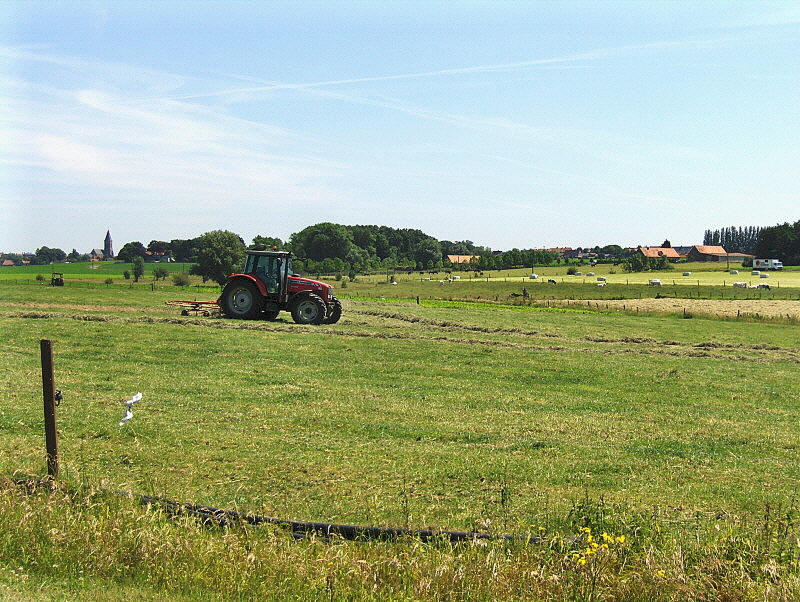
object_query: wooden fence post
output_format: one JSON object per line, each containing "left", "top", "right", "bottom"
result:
{"left": 40, "top": 340, "right": 59, "bottom": 478}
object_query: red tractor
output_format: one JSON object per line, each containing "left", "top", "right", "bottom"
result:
{"left": 218, "top": 250, "right": 341, "bottom": 324}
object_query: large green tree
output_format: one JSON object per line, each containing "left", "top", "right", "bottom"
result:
{"left": 147, "top": 240, "right": 170, "bottom": 254}
{"left": 249, "top": 235, "right": 284, "bottom": 250}
{"left": 33, "top": 246, "right": 66, "bottom": 264}
{"left": 414, "top": 237, "right": 442, "bottom": 269}
{"left": 169, "top": 239, "right": 196, "bottom": 262}
{"left": 755, "top": 221, "right": 800, "bottom": 265}
{"left": 290, "top": 222, "right": 354, "bottom": 261}
{"left": 190, "top": 230, "right": 245, "bottom": 285}
{"left": 117, "top": 241, "right": 147, "bottom": 262}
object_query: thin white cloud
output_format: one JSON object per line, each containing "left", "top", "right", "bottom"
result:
{"left": 1, "top": 49, "right": 350, "bottom": 220}
{"left": 0, "top": 45, "right": 189, "bottom": 93}
{"left": 158, "top": 34, "right": 743, "bottom": 102}
{"left": 36, "top": 134, "right": 110, "bottom": 173}
{"left": 720, "top": 6, "right": 800, "bottom": 28}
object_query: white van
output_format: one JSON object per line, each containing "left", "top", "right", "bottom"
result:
{"left": 753, "top": 259, "right": 783, "bottom": 271}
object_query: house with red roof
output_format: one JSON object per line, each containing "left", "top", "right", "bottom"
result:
{"left": 637, "top": 247, "right": 681, "bottom": 261}
{"left": 687, "top": 245, "right": 754, "bottom": 263}
{"left": 446, "top": 254, "right": 479, "bottom": 264}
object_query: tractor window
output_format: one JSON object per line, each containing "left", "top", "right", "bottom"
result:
{"left": 253, "top": 255, "right": 280, "bottom": 294}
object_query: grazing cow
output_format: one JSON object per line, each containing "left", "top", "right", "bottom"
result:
{"left": 548, "top": 279, "right": 557, "bottom": 284}
{"left": 757, "top": 283, "right": 770, "bottom": 290}
{"left": 733, "top": 282, "right": 748, "bottom": 288}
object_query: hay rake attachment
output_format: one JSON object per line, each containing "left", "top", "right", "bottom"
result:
{"left": 165, "top": 300, "right": 220, "bottom": 316}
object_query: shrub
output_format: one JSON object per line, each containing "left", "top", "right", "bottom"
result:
{"left": 132, "top": 257, "right": 145, "bottom": 282}
{"left": 104, "top": 278, "right": 113, "bottom": 285}
{"left": 35, "top": 274, "right": 45, "bottom": 281}
{"left": 335, "top": 273, "right": 342, "bottom": 281}
{"left": 567, "top": 267, "right": 577, "bottom": 275}
{"left": 123, "top": 270, "right": 131, "bottom": 280}
{"left": 172, "top": 273, "right": 190, "bottom": 286}
{"left": 153, "top": 267, "right": 169, "bottom": 281}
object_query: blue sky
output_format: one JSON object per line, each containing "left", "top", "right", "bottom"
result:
{"left": 2, "top": 1, "right": 799, "bottom": 253}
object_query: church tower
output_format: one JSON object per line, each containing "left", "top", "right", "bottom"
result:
{"left": 104, "top": 230, "right": 114, "bottom": 259}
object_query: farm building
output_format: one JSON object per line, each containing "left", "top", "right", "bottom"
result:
{"left": 714, "top": 252, "right": 755, "bottom": 263}
{"left": 145, "top": 251, "right": 174, "bottom": 262}
{"left": 687, "top": 245, "right": 754, "bottom": 263}
{"left": 2, "top": 259, "right": 14, "bottom": 267}
{"left": 563, "top": 249, "right": 597, "bottom": 259}
{"left": 533, "top": 247, "right": 573, "bottom": 257}
{"left": 89, "top": 249, "right": 105, "bottom": 261}
{"left": 637, "top": 247, "right": 681, "bottom": 261}
{"left": 447, "top": 254, "right": 479, "bottom": 264}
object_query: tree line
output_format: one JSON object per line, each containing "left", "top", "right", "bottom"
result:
{"left": 109, "top": 223, "right": 559, "bottom": 284}
{"left": 753, "top": 221, "right": 800, "bottom": 265}
{"left": 703, "top": 226, "right": 762, "bottom": 254}
{"left": 12, "top": 219, "right": 797, "bottom": 277}
{"left": 704, "top": 221, "right": 800, "bottom": 264}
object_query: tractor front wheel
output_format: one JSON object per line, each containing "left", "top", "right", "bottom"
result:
{"left": 323, "top": 298, "right": 342, "bottom": 324}
{"left": 290, "top": 294, "right": 327, "bottom": 325}
{"left": 221, "top": 281, "right": 262, "bottom": 319}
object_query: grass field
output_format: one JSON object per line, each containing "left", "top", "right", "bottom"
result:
{"left": 346, "top": 262, "right": 800, "bottom": 288}
{"left": 0, "top": 261, "right": 194, "bottom": 281}
{"left": 2, "top": 282, "right": 800, "bottom": 599}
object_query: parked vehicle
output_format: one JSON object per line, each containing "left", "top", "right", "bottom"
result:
{"left": 753, "top": 259, "right": 783, "bottom": 271}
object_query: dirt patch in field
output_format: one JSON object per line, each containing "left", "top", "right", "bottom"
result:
{"left": 552, "top": 298, "right": 800, "bottom": 320}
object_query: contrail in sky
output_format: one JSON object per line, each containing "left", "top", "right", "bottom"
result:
{"left": 161, "top": 35, "right": 739, "bottom": 102}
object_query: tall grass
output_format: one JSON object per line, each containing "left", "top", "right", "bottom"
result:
{"left": 2, "top": 480, "right": 799, "bottom": 600}
{"left": 3, "top": 284, "right": 800, "bottom": 598}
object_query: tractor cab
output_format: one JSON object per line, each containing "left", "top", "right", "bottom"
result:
{"left": 243, "top": 250, "right": 292, "bottom": 300}
{"left": 218, "top": 250, "right": 342, "bottom": 325}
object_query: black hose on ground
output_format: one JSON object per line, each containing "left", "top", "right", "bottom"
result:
{"left": 11, "top": 478, "right": 535, "bottom": 544}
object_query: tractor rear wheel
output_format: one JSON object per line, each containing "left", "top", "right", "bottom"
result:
{"left": 221, "top": 280, "right": 262, "bottom": 319}
{"left": 322, "top": 299, "right": 342, "bottom": 324}
{"left": 290, "top": 294, "right": 327, "bottom": 325}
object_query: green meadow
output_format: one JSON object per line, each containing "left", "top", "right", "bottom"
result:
{"left": 1, "top": 282, "right": 799, "bottom": 599}
{"left": 0, "top": 261, "right": 194, "bottom": 281}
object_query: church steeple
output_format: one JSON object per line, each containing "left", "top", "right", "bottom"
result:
{"left": 104, "top": 230, "right": 114, "bottom": 259}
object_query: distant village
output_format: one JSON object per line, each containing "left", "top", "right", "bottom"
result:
{"left": 2, "top": 225, "right": 755, "bottom": 270}
{"left": 1, "top": 230, "right": 174, "bottom": 267}
{"left": 447, "top": 244, "right": 753, "bottom": 265}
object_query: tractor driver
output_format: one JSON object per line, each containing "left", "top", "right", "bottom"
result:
{"left": 254, "top": 256, "right": 280, "bottom": 294}
{"left": 269, "top": 259, "right": 282, "bottom": 293}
